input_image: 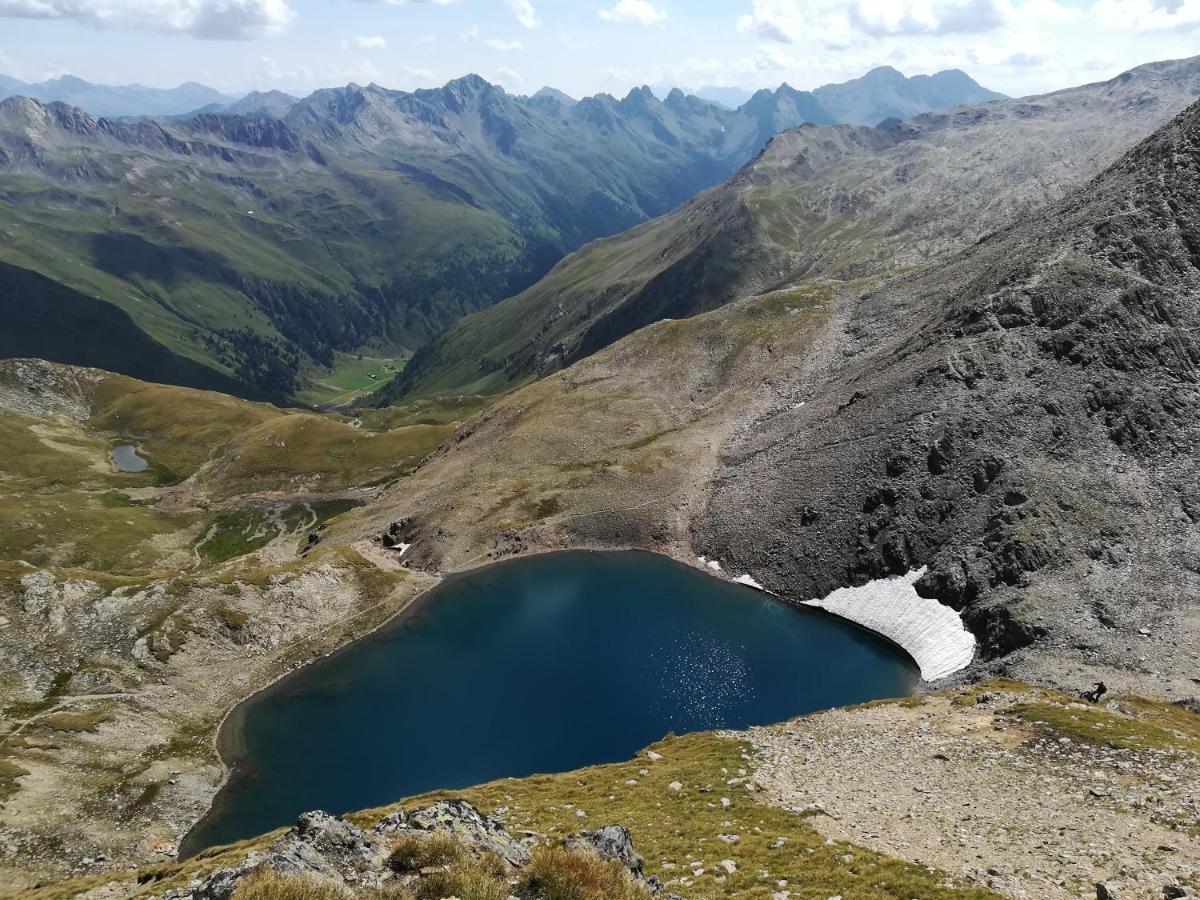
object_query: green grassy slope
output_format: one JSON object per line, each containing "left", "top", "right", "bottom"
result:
{"left": 0, "top": 79, "right": 835, "bottom": 403}
{"left": 0, "top": 260, "right": 257, "bottom": 398}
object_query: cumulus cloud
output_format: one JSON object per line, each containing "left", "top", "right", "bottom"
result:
{"left": 503, "top": 0, "right": 539, "bottom": 28}
{"left": 737, "top": 0, "right": 1006, "bottom": 45}
{"left": 494, "top": 65, "right": 524, "bottom": 88}
{"left": 484, "top": 36, "right": 523, "bottom": 50}
{"left": 1093, "top": 0, "right": 1200, "bottom": 31}
{"left": 343, "top": 34, "right": 386, "bottom": 49}
{"left": 598, "top": 0, "right": 666, "bottom": 26}
{"left": 0, "top": 0, "right": 294, "bottom": 39}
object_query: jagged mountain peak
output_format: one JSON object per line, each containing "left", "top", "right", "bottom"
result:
{"left": 861, "top": 65, "right": 906, "bottom": 81}
{"left": 532, "top": 86, "right": 576, "bottom": 107}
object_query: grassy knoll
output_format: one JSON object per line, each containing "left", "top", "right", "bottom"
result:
{"left": 0, "top": 360, "right": 475, "bottom": 573}
{"left": 37, "top": 729, "right": 1000, "bottom": 900}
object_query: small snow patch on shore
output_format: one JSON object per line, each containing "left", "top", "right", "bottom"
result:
{"left": 733, "top": 573, "right": 764, "bottom": 590}
{"left": 804, "top": 568, "right": 975, "bottom": 681}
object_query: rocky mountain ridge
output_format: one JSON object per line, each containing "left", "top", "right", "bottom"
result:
{"left": 388, "top": 54, "right": 1200, "bottom": 401}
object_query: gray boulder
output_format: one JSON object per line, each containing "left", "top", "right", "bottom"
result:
{"left": 374, "top": 798, "right": 530, "bottom": 867}
{"left": 190, "top": 811, "right": 379, "bottom": 899}
{"left": 565, "top": 824, "right": 645, "bottom": 879}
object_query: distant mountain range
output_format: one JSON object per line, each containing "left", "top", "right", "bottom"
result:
{"left": 0, "top": 74, "right": 234, "bottom": 118}
{"left": 0, "top": 66, "right": 1004, "bottom": 401}
{"left": 185, "top": 90, "right": 299, "bottom": 120}
{"left": 684, "top": 67, "right": 1005, "bottom": 125}
{"left": 386, "top": 56, "right": 1200, "bottom": 402}
{"left": 0, "top": 67, "right": 1002, "bottom": 125}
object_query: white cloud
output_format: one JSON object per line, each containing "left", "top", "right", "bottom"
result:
{"left": 0, "top": 0, "right": 294, "bottom": 39}
{"left": 343, "top": 34, "right": 386, "bottom": 49}
{"left": 1093, "top": 0, "right": 1200, "bottom": 32}
{"left": 461, "top": 25, "right": 524, "bottom": 50}
{"left": 598, "top": 0, "right": 666, "bottom": 26}
{"left": 494, "top": 65, "right": 524, "bottom": 88}
{"left": 736, "top": 0, "right": 1008, "bottom": 46}
{"left": 484, "top": 37, "right": 524, "bottom": 50}
{"left": 503, "top": 0, "right": 539, "bottom": 28}
{"left": 853, "top": 0, "right": 1005, "bottom": 36}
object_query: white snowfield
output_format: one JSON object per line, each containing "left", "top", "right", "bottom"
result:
{"left": 803, "top": 568, "right": 976, "bottom": 681}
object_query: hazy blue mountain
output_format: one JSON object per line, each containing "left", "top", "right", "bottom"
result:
{"left": 0, "top": 76, "right": 837, "bottom": 400}
{"left": 532, "top": 87, "right": 577, "bottom": 108}
{"left": 812, "top": 65, "right": 1005, "bottom": 125}
{"left": 694, "top": 85, "right": 756, "bottom": 109}
{"left": 187, "top": 90, "right": 300, "bottom": 119}
{"left": 0, "top": 74, "right": 235, "bottom": 118}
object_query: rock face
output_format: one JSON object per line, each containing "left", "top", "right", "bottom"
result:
{"left": 566, "top": 825, "right": 645, "bottom": 878}
{"left": 699, "top": 98, "right": 1200, "bottom": 684}
{"left": 189, "top": 811, "right": 388, "bottom": 899}
{"left": 182, "top": 802, "right": 655, "bottom": 899}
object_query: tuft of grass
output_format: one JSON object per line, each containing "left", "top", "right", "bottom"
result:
{"left": 232, "top": 870, "right": 380, "bottom": 899}
{"left": 132, "top": 781, "right": 164, "bottom": 810}
{"left": 3, "top": 671, "right": 73, "bottom": 719}
{"left": 97, "top": 490, "right": 140, "bottom": 509}
{"left": 851, "top": 695, "right": 926, "bottom": 711}
{"left": 198, "top": 509, "right": 276, "bottom": 563}
{"left": 413, "top": 865, "right": 508, "bottom": 900}
{"left": 516, "top": 846, "right": 649, "bottom": 900}
{"left": 950, "top": 677, "right": 1037, "bottom": 707}
{"left": 40, "top": 710, "right": 110, "bottom": 733}
{"left": 0, "top": 757, "right": 30, "bottom": 801}
{"left": 1012, "top": 696, "right": 1200, "bottom": 755}
{"left": 387, "top": 833, "right": 464, "bottom": 873}
{"left": 214, "top": 603, "right": 251, "bottom": 630}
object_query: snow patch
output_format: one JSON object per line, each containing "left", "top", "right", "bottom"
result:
{"left": 804, "top": 568, "right": 975, "bottom": 681}
{"left": 733, "top": 573, "right": 764, "bottom": 590}
{"left": 394, "top": 542, "right": 411, "bottom": 556}
{"left": 698, "top": 556, "right": 722, "bottom": 572}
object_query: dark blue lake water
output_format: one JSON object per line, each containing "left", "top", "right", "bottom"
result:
{"left": 182, "top": 550, "right": 917, "bottom": 853}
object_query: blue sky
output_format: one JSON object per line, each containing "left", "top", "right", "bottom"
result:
{"left": 0, "top": 0, "right": 1198, "bottom": 101}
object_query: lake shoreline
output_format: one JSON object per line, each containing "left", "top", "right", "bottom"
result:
{"left": 180, "top": 545, "right": 923, "bottom": 857}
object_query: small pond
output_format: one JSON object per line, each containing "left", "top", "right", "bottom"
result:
{"left": 111, "top": 443, "right": 148, "bottom": 473}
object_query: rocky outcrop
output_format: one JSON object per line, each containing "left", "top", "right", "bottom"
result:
{"left": 376, "top": 798, "right": 531, "bottom": 867}
{"left": 180, "top": 802, "right": 654, "bottom": 899}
